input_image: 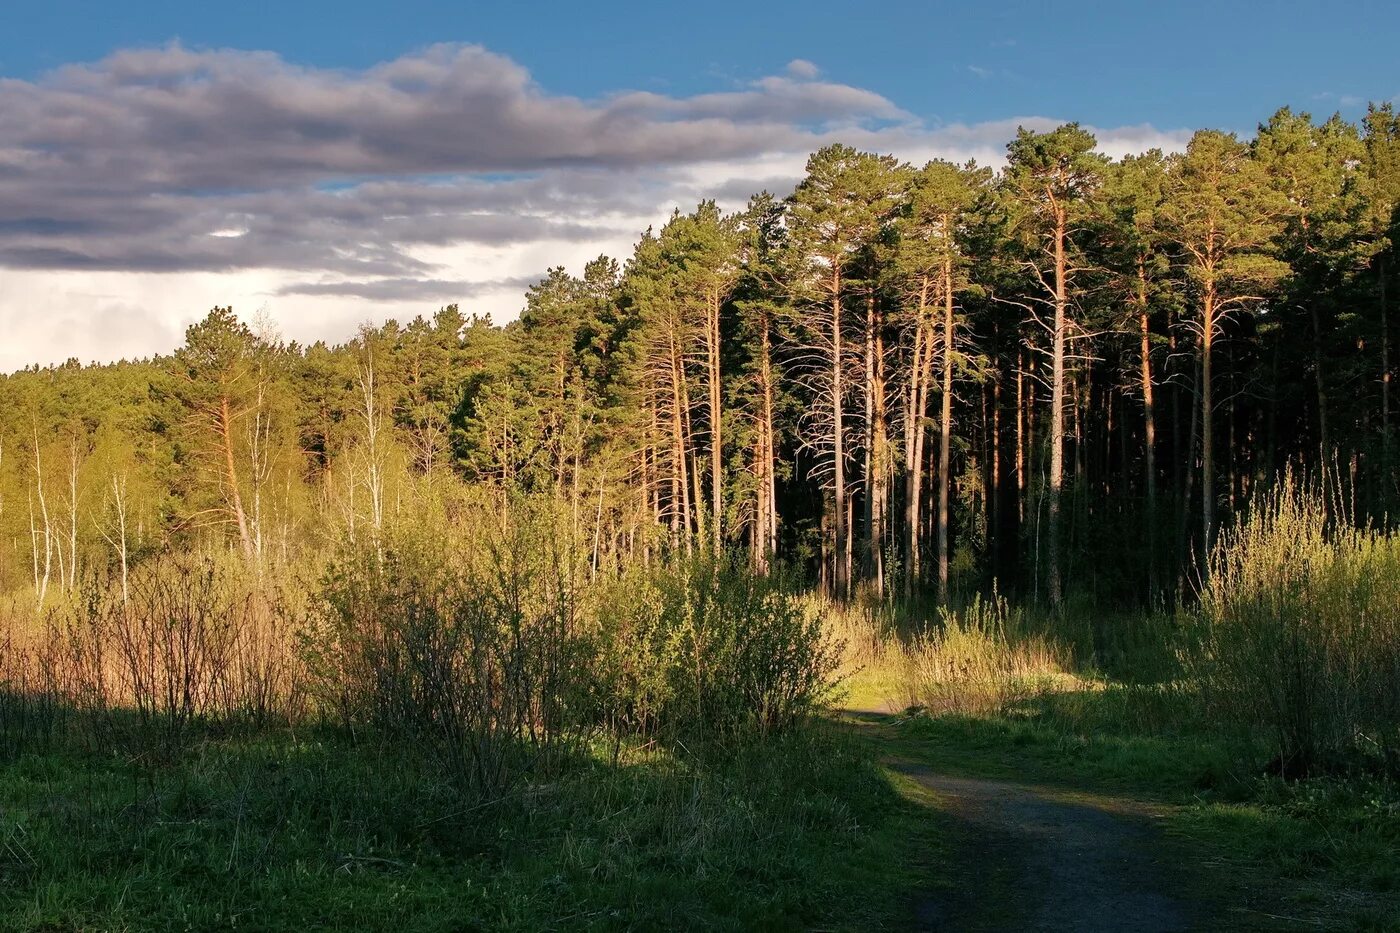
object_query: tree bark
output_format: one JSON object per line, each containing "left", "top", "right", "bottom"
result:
{"left": 905, "top": 276, "right": 933, "bottom": 596}
{"left": 1311, "top": 303, "right": 1330, "bottom": 459}
{"left": 1137, "top": 259, "right": 1159, "bottom": 598}
{"left": 1383, "top": 254, "right": 1391, "bottom": 482}
{"left": 867, "top": 292, "right": 888, "bottom": 598}
{"left": 831, "top": 269, "right": 850, "bottom": 598}
{"left": 936, "top": 248, "right": 957, "bottom": 601}
{"left": 1201, "top": 284, "right": 1216, "bottom": 572}
{"left": 219, "top": 394, "right": 254, "bottom": 557}
{"left": 706, "top": 290, "right": 723, "bottom": 551}
{"left": 1047, "top": 203, "right": 1067, "bottom": 608}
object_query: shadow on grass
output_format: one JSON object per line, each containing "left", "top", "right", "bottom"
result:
{"left": 0, "top": 692, "right": 934, "bottom": 931}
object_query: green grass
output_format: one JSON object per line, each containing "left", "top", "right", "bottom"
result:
{"left": 0, "top": 723, "right": 932, "bottom": 931}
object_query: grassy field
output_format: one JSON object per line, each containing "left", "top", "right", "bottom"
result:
{"left": 0, "top": 720, "right": 943, "bottom": 931}
{"left": 4, "top": 484, "right": 1400, "bottom": 931}
{"left": 3, "top": 637, "right": 1397, "bottom": 931}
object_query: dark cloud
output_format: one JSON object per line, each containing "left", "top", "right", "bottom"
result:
{"left": 276, "top": 274, "right": 539, "bottom": 302}
{"left": 0, "top": 43, "right": 907, "bottom": 276}
{"left": 0, "top": 42, "right": 1195, "bottom": 375}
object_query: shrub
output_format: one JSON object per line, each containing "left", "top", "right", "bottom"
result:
{"left": 0, "top": 552, "right": 304, "bottom": 760}
{"left": 598, "top": 553, "right": 841, "bottom": 748}
{"left": 302, "top": 500, "right": 598, "bottom": 797}
{"left": 1193, "top": 476, "right": 1400, "bottom": 776}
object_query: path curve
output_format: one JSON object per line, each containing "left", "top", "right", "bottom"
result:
{"left": 894, "top": 762, "right": 1206, "bottom": 933}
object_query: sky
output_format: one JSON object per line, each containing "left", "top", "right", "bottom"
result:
{"left": 1, "top": 0, "right": 1396, "bottom": 371}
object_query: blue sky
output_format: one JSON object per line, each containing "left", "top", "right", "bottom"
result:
{"left": 5, "top": 0, "right": 1395, "bottom": 130}
{"left": 0, "top": 0, "right": 1396, "bottom": 370}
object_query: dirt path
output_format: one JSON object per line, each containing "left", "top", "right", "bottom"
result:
{"left": 894, "top": 762, "right": 1205, "bottom": 932}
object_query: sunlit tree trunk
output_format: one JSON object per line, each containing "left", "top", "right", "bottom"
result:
{"left": 831, "top": 269, "right": 850, "bottom": 598}
{"left": 30, "top": 433, "right": 52, "bottom": 608}
{"left": 1137, "top": 258, "right": 1159, "bottom": 598}
{"left": 217, "top": 394, "right": 254, "bottom": 558}
{"left": 705, "top": 290, "right": 723, "bottom": 552}
{"left": 1047, "top": 201, "right": 1068, "bottom": 608}
{"left": 936, "top": 250, "right": 957, "bottom": 601}
{"left": 904, "top": 275, "right": 935, "bottom": 596}
{"left": 1201, "top": 274, "right": 1217, "bottom": 570}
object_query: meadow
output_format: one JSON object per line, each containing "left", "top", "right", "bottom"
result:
{"left": 0, "top": 482, "right": 1396, "bottom": 930}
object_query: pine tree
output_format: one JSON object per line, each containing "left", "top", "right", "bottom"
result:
{"left": 1102, "top": 150, "right": 1171, "bottom": 597}
{"left": 1161, "top": 130, "right": 1287, "bottom": 568}
{"left": 891, "top": 159, "right": 987, "bottom": 598}
{"left": 785, "top": 145, "right": 903, "bottom": 597}
{"left": 1003, "top": 124, "right": 1107, "bottom": 606}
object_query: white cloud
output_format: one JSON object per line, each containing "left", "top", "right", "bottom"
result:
{"left": 0, "top": 42, "right": 1191, "bottom": 372}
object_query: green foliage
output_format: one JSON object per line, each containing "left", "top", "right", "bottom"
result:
{"left": 1161, "top": 129, "right": 1290, "bottom": 295}
{"left": 305, "top": 498, "right": 603, "bottom": 797}
{"left": 598, "top": 553, "right": 841, "bottom": 747}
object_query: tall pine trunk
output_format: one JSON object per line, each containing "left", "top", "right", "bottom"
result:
{"left": 1137, "top": 259, "right": 1159, "bottom": 598}
{"left": 1047, "top": 205, "right": 1067, "bottom": 608}
{"left": 831, "top": 269, "right": 850, "bottom": 598}
{"left": 936, "top": 251, "right": 956, "bottom": 601}
{"left": 1383, "top": 254, "right": 1391, "bottom": 483}
{"left": 1200, "top": 283, "right": 1216, "bottom": 572}
{"left": 706, "top": 291, "right": 723, "bottom": 552}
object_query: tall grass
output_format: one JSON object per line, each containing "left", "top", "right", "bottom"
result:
{"left": 828, "top": 593, "right": 1075, "bottom": 715}
{"left": 1193, "top": 476, "right": 1400, "bottom": 776}
{"left": 899, "top": 595, "right": 1071, "bottom": 716}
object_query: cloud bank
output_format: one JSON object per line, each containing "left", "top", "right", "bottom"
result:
{"left": 0, "top": 42, "right": 1189, "bottom": 371}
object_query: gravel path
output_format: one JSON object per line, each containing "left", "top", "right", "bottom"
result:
{"left": 894, "top": 763, "right": 1209, "bottom": 932}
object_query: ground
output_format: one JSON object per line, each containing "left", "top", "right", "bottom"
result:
{"left": 901, "top": 766, "right": 1199, "bottom": 932}
{"left": 847, "top": 702, "right": 1400, "bottom": 933}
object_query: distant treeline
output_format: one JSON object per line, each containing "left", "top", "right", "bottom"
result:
{"left": 4, "top": 104, "right": 1400, "bottom": 608}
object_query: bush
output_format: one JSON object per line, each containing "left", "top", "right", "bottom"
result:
{"left": 302, "top": 500, "right": 598, "bottom": 798}
{"left": 0, "top": 552, "right": 304, "bottom": 760}
{"left": 597, "top": 553, "right": 842, "bottom": 748}
{"left": 1193, "top": 476, "right": 1400, "bottom": 776}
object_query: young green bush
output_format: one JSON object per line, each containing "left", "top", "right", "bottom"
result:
{"left": 597, "top": 553, "right": 841, "bottom": 749}
{"left": 1193, "top": 477, "right": 1400, "bottom": 776}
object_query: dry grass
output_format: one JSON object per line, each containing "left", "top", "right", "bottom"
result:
{"left": 0, "top": 552, "right": 306, "bottom": 750}
{"left": 1192, "top": 475, "right": 1400, "bottom": 775}
{"left": 825, "top": 594, "right": 1082, "bottom": 716}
